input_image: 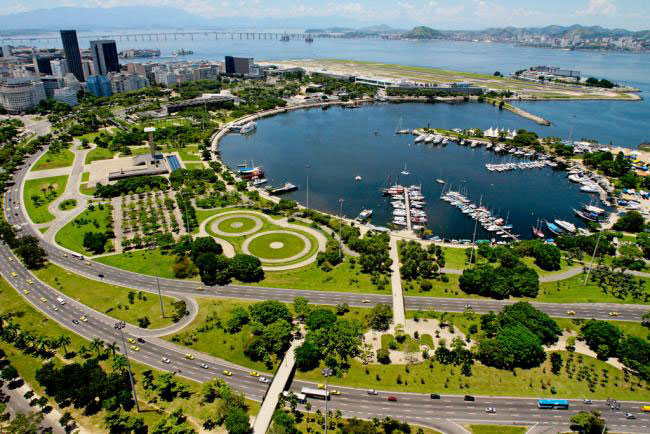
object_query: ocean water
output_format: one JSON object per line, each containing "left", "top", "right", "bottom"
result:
{"left": 220, "top": 103, "right": 602, "bottom": 239}
{"left": 27, "top": 32, "right": 650, "bottom": 146}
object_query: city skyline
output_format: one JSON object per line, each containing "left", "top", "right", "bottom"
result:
{"left": 0, "top": 1, "right": 649, "bottom": 31}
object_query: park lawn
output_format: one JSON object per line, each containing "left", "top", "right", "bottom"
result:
{"left": 536, "top": 273, "right": 650, "bottom": 305}
{"left": 54, "top": 202, "right": 113, "bottom": 254}
{"left": 38, "top": 226, "right": 49, "bottom": 234}
{"left": 402, "top": 275, "right": 465, "bottom": 298}
{"left": 31, "top": 148, "right": 75, "bottom": 171}
{"left": 0, "top": 277, "right": 256, "bottom": 433}
{"left": 33, "top": 263, "right": 178, "bottom": 329}
{"left": 216, "top": 216, "right": 259, "bottom": 233}
{"left": 79, "top": 183, "right": 96, "bottom": 196}
{"left": 521, "top": 256, "right": 574, "bottom": 277}
{"left": 248, "top": 232, "right": 307, "bottom": 259}
{"left": 23, "top": 175, "right": 68, "bottom": 224}
{"left": 95, "top": 248, "right": 190, "bottom": 280}
{"left": 85, "top": 146, "right": 116, "bottom": 164}
{"left": 296, "top": 415, "right": 442, "bottom": 434}
{"left": 175, "top": 145, "right": 202, "bottom": 161}
{"left": 196, "top": 208, "right": 222, "bottom": 225}
{"left": 81, "top": 171, "right": 89, "bottom": 182}
{"left": 442, "top": 247, "right": 470, "bottom": 269}
{"left": 243, "top": 258, "right": 388, "bottom": 293}
{"left": 380, "top": 333, "right": 421, "bottom": 353}
{"left": 184, "top": 162, "right": 206, "bottom": 170}
{"left": 554, "top": 317, "right": 650, "bottom": 341}
{"left": 295, "top": 350, "right": 649, "bottom": 400}
{"left": 466, "top": 425, "right": 527, "bottom": 434}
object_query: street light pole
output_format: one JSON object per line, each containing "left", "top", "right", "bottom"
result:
{"left": 114, "top": 321, "right": 140, "bottom": 412}
{"left": 584, "top": 229, "right": 603, "bottom": 285}
{"left": 338, "top": 198, "right": 344, "bottom": 262}
{"left": 323, "top": 368, "right": 333, "bottom": 434}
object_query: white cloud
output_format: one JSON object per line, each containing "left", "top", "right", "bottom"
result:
{"left": 0, "top": 3, "right": 29, "bottom": 15}
{"left": 578, "top": 0, "right": 617, "bottom": 16}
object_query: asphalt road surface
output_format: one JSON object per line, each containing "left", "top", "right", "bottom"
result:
{"left": 1, "top": 149, "right": 649, "bottom": 432}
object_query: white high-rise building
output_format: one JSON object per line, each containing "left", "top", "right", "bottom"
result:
{"left": 0, "top": 78, "right": 46, "bottom": 113}
{"left": 109, "top": 72, "right": 149, "bottom": 94}
{"left": 51, "top": 59, "right": 69, "bottom": 78}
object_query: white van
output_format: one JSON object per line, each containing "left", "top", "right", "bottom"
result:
{"left": 56, "top": 297, "right": 66, "bottom": 305}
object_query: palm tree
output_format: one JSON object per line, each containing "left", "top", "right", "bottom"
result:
{"left": 5, "top": 321, "right": 19, "bottom": 340}
{"left": 57, "top": 335, "right": 71, "bottom": 357}
{"left": 0, "top": 313, "right": 8, "bottom": 333}
{"left": 106, "top": 341, "right": 119, "bottom": 358}
{"left": 90, "top": 337, "right": 104, "bottom": 358}
{"left": 36, "top": 336, "right": 50, "bottom": 354}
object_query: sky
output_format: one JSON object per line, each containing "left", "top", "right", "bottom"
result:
{"left": 1, "top": 0, "right": 649, "bottom": 30}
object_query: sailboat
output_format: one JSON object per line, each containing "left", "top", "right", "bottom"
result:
{"left": 436, "top": 179, "right": 445, "bottom": 184}
{"left": 401, "top": 164, "right": 410, "bottom": 176}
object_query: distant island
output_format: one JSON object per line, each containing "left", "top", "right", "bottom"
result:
{"left": 401, "top": 26, "right": 442, "bottom": 40}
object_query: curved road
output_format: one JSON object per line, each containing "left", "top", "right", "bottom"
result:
{"left": 3, "top": 149, "right": 649, "bottom": 432}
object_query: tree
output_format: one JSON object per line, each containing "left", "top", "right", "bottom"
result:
{"left": 56, "top": 335, "right": 71, "bottom": 357}
{"left": 498, "top": 302, "right": 561, "bottom": 345}
{"left": 83, "top": 231, "right": 107, "bottom": 254}
{"left": 1, "top": 365, "right": 18, "bottom": 382}
{"left": 104, "top": 409, "right": 147, "bottom": 434}
{"left": 306, "top": 308, "right": 337, "bottom": 330}
{"left": 581, "top": 320, "right": 622, "bottom": 359}
{"left": 613, "top": 211, "right": 645, "bottom": 233}
{"left": 190, "top": 236, "right": 223, "bottom": 262}
{"left": 294, "top": 341, "right": 321, "bottom": 371}
{"left": 225, "top": 406, "right": 252, "bottom": 434}
{"left": 376, "top": 348, "right": 391, "bottom": 364}
{"left": 270, "top": 410, "right": 297, "bottom": 434}
{"left": 195, "top": 252, "right": 223, "bottom": 286}
{"left": 550, "top": 352, "right": 563, "bottom": 375}
{"left": 151, "top": 409, "right": 195, "bottom": 434}
{"left": 366, "top": 304, "right": 393, "bottom": 331}
{"left": 293, "top": 297, "right": 310, "bottom": 320}
{"left": 477, "top": 324, "right": 546, "bottom": 369}
{"left": 532, "top": 243, "right": 562, "bottom": 271}
{"left": 137, "top": 316, "right": 151, "bottom": 328}
{"left": 154, "top": 373, "right": 189, "bottom": 401}
{"left": 230, "top": 254, "right": 264, "bottom": 282}
{"left": 6, "top": 411, "right": 44, "bottom": 434}
{"left": 570, "top": 411, "right": 606, "bottom": 434}
{"left": 225, "top": 307, "right": 249, "bottom": 333}
{"left": 618, "top": 335, "right": 650, "bottom": 380}
{"left": 249, "top": 300, "right": 292, "bottom": 326}
{"left": 15, "top": 236, "right": 47, "bottom": 269}
{"left": 643, "top": 311, "right": 650, "bottom": 328}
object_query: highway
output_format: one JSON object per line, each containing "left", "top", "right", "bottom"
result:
{"left": 1, "top": 149, "right": 649, "bottom": 432}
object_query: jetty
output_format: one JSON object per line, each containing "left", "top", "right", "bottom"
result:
{"left": 404, "top": 189, "right": 412, "bottom": 231}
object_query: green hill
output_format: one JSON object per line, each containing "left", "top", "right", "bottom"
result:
{"left": 401, "top": 26, "right": 442, "bottom": 40}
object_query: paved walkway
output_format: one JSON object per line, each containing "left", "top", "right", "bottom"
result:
{"left": 389, "top": 235, "right": 406, "bottom": 326}
{"left": 252, "top": 338, "right": 302, "bottom": 434}
{"left": 24, "top": 166, "right": 73, "bottom": 180}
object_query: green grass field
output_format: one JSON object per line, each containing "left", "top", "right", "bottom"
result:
{"left": 467, "top": 425, "right": 526, "bottom": 434}
{"left": 31, "top": 148, "right": 75, "bottom": 171}
{"left": 23, "top": 175, "right": 68, "bottom": 223}
{"left": 95, "top": 248, "right": 188, "bottom": 280}
{"left": 54, "top": 203, "right": 112, "bottom": 254}
{"left": 174, "top": 145, "right": 202, "bottom": 161}
{"left": 295, "top": 350, "right": 648, "bottom": 400}
{"left": 85, "top": 146, "right": 116, "bottom": 164}
{"left": 216, "top": 216, "right": 259, "bottom": 233}
{"left": 184, "top": 162, "right": 206, "bottom": 170}
{"left": 79, "top": 183, "right": 96, "bottom": 196}
{"left": 81, "top": 171, "right": 89, "bottom": 182}
{"left": 537, "top": 273, "right": 650, "bottom": 305}
{"left": 33, "top": 263, "right": 177, "bottom": 328}
{"left": 248, "top": 232, "right": 308, "bottom": 260}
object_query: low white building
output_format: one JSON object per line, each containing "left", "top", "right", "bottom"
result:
{"left": 0, "top": 78, "right": 46, "bottom": 113}
{"left": 484, "top": 126, "right": 517, "bottom": 140}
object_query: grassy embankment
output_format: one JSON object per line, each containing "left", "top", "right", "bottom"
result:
{"left": 31, "top": 148, "right": 75, "bottom": 171}
{"left": 23, "top": 175, "right": 68, "bottom": 224}
{"left": 54, "top": 202, "right": 112, "bottom": 254}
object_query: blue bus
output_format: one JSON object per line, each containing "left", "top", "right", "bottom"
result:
{"left": 537, "top": 399, "right": 569, "bottom": 409}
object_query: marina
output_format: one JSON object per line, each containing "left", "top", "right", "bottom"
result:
{"left": 221, "top": 102, "right": 614, "bottom": 240}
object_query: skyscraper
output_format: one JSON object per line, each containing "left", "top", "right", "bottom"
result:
{"left": 86, "top": 75, "right": 112, "bottom": 97}
{"left": 60, "top": 30, "right": 84, "bottom": 82}
{"left": 90, "top": 40, "right": 120, "bottom": 76}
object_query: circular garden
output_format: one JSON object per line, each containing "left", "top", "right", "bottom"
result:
{"left": 243, "top": 231, "right": 311, "bottom": 263}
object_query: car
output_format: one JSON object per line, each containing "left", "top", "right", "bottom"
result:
{"left": 72, "top": 319, "right": 80, "bottom": 325}
{"left": 130, "top": 345, "right": 139, "bottom": 351}
{"left": 84, "top": 261, "right": 91, "bottom": 266}
{"left": 40, "top": 297, "right": 47, "bottom": 303}
{"left": 486, "top": 407, "right": 496, "bottom": 413}
{"left": 62, "top": 253, "right": 68, "bottom": 257}
{"left": 80, "top": 316, "right": 88, "bottom": 322}
{"left": 222, "top": 370, "right": 233, "bottom": 376}
{"left": 128, "top": 338, "right": 136, "bottom": 344}
{"left": 52, "top": 305, "right": 59, "bottom": 311}
{"left": 161, "top": 357, "right": 171, "bottom": 364}
{"left": 200, "top": 363, "right": 209, "bottom": 369}
{"left": 26, "top": 279, "right": 33, "bottom": 285}
{"left": 609, "top": 311, "right": 619, "bottom": 317}
{"left": 185, "top": 354, "right": 194, "bottom": 360}
{"left": 137, "top": 337, "right": 145, "bottom": 344}
{"left": 98, "top": 274, "right": 104, "bottom": 278}
{"left": 10, "top": 272, "right": 16, "bottom": 277}
{"left": 464, "top": 395, "right": 475, "bottom": 402}
{"left": 8, "top": 257, "right": 13, "bottom": 262}
{"left": 331, "top": 390, "right": 341, "bottom": 395}
{"left": 430, "top": 393, "right": 441, "bottom": 399}
{"left": 259, "top": 377, "right": 269, "bottom": 383}
{"left": 195, "top": 286, "right": 205, "bottom": 291}
{"left": 317, "top": 384, "right": 326, "bottom": 389}
{"left": 387, "top": 396, "right": 398, "bottom": 402}
{"left": 362, "top": 299, "right": 371, "bottom": 303}
{"left": 249, "top": 371, "right": 260, "bottom": 377}
{"left": 367, "top": 389, "right": 378, "bottom": 395}
{"left": 567, "top": 310, "right": 576, "bottom": 315}
{"left": 625, "top": 413, "right": 636, "bottom": 419}
{"left": 22, "top": 289, "right": 29, "bottom": 295}
{"left": 583, "top": 399, "right": 592, "bottom": 404}
{"left": 464, "top": 304, "right": 472, "bottom": 309}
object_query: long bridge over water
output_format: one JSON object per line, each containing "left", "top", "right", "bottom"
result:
{"left": 0, "top": 31, "right": 383, "bottom": 44}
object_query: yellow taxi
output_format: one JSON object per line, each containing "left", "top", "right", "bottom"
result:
{"left": 317, "top": 384, "right": 326, "bottom": 390}
{"left": 84, "top": 261, "right": 91, "bottom": 266}
{"left": 63, "top": 253, "right": 68, "bottom": 257}
{"left": 8, "top": 257, "right": 13, "bottom": 262}
{"left": 331, "top": 389, "right": 341, "bottom": 395}
{"left": 80, "top": 315, "right": 88, "bottom": 322}
{"left": 249, "top": 371, "right": 260, "bottom": 377}
{"left": 26, "top": 279, "right": 33, "bottom": 285}
{"left": 185, "top": 353, "right": 195, "bottom": 360}
{"left": 22, "top": 289, "right": 29, "bottom": 295}
{"left": 130, "top": 345, "right": 140, "bottom": 352}
{"left": 566, "top": 310, "right": 576, "bottom": 315}
{"left": 195, "top": 286, "right": 205, "bottom": 291}
{"left": 222, "top": 370, "right": 233, "bottom": 376}
{"left": 11, "top": 272, "right": 17, "bottom": 277}
{"left": 609, "top": 311, "right": 619, "bottom": 317}
{"left": 40, "top": 297, "right": 47, "bottom": 303}
{"left": 128, "top": 338, "right": 136, "bottom": 344}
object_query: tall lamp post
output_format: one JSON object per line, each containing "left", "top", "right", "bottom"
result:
{"left": 322, "top": 367, "right": 333, "bottom": 434}
{"left": 114, "top": 321, "right": 140, "bottom": 412}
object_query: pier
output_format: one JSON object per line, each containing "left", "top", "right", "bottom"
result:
{"left": 404, "top": 189, "right": 412, "bottom": 231}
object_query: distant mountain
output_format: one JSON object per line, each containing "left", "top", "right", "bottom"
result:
{"left": 305, "top": 27, "right": 355, "bottom": 34}
{"left": 447, "top": 24, "right": 650, "bottom": 40}
{"left": 401, "top": 26, "right": 442, "bottom": 40}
